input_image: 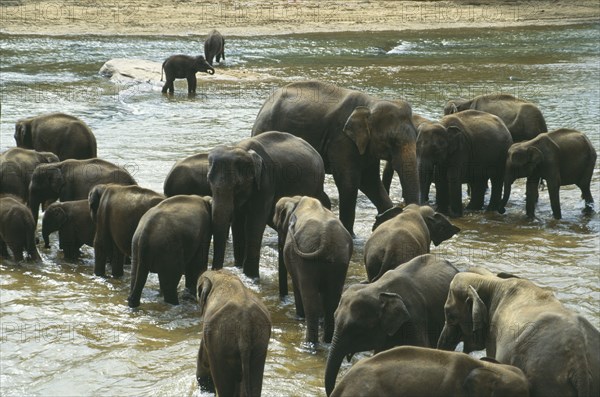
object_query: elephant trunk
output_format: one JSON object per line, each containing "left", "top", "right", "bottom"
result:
{"left": 211, "top": 192, "right": 234, "bottom": 269}
{"left": 41, "top": 222, "right": 52, "bottom": 248}
{"left": 437, "top": 323, "right": 461, "bottom": 351}
{"left": 324, "top": 332, "right": 345, "bottom": 396}
{"left": 393, "top": 142, "right": 421, "bottom": 205}
{"left": 498, "top": 174, "right": 514, "bottom": 214}
{"left": 207, "top": 67, "right": 215, "bottom": 75}
{"left": 418, "top": 158, "right": 434, "bottom": 203}
{"left": 29, "top": 195, "right": 41, "bottom": 226}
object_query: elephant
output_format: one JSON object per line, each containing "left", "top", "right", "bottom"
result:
{"left": 364, "top": 204, "right": 460, "bottom": 282}
{"left": 163, "top": 153, "right": 211, "bottom": 197}
{"left": 196, "top": 270, "right": 271, "bottom": 397}
{"left": 0, "top": 147, "right": 59, "bottom": 203}
{"left": 444, "top": 93, "right": 547, "bottom": 142}
{"left": 499, "top": 128, "right": 596, "bottom": 219}
{"left": 128, "top": 195, "right": 212, "bottom": 307}
{"left": 28, "top": 158, "right": 137, "bottom": 225}
{"left": 0, "top": 195, "right": 40, "bottom": 262}
{"left": 41, "top": 200, "right": 94, "bottom": 259}
{"left": 89, "top": 184, "right": 165, "bottom": 278}
{"left": 252, "top": 80, "right": 421, "bottom": 236}
{"left": 14, "top": 112, "right": 97, "bottom": 160}
{"left": 161, "top": 54, "right": 215, "bottom": 94}
{"left": 437, "top": 269, "right": 600, "bottom": 397}
{"left": 330, "top": 346, "right": 530, "bottom": 397}
{"left": 324, "top": 254, "right": 459, "bottom": 396}
{"left": 416, "top": 109, "right": 513, "bottom": 217}
{"left": 208, "top": 131, "right": 330, "bottom": 282}
{"left": 204, "top": 29, "right": 225, "bottom": 66}
{"left": 273, "top": 196, "right": 353, "bottom": 344}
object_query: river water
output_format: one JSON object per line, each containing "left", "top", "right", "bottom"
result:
{"left": 0, "top": 24, "right": 598, "bottom": 396}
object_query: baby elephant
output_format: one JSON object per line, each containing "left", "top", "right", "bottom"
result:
{"left": 364, "top": 204, "right": 460, "bottom": 282}
{"left": 128, "top": 195, "right": 212, "bottom": 307}
{"left": 204, "top": 29, "right": 225, "bottom": 66}
{"left": 196, "top": 270, "right": 271, "bottom": 397}
{"left": 42, "top": 200, "right": 94, "bottom": 259}
{"left": 161, "top": 54, "right": 215, "bottom": 94}
{"left": 273, "top": 196, "right": 353, "bottom": 344}
{"left": 500, "top": 128, "right": 597, "bottom": 219}
{"left": 330, "top": 346, "right": 530, "bottom": 397}
{"left": 0, "top": 195, "right": 40, "bottom": 261}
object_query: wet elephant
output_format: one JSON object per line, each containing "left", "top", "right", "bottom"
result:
{"left": 208, "top": 131, "right": 330, "bottom": 280}
{"left": 42, "top": 200, "right": 94, "bottom": 259}
{"left": 204, "top": 29, "right": 225, "bottom": 66}
{"left": 252, "top": 80, "right": 421, "bottom": 235}
{"left": 89, "top": 184, "right": 164, "bottom": 278}
{"left": 417, "top": 110, "right": 513, "bottom": 217}
{"left": 15, "top": 112, "right": 97, "bottom": 160}
{"left": 324, "top": 254, "right": 459, "bottom": 396}
{"left": 28, "top": 158, "right": 137, "bottom": 225}
{"left": 0, "top": 147, "right": 59, "bottom": 203}
{"left": 0, "top": 195, "right": 40, "bottom": 262}
{"left": 128, "top": 195, "right": 212, "bottom": 307}
{"left": 163, "top": 152, "right": 211, "bottom": 197}
{"left": 161, "top": 54, "right": 215, "bottom": 94}
{"left": 438, "top": 269, "right": 599, "bottom": 397}
{"left": 499, "top": 128, "right": 596, "bottom": 219}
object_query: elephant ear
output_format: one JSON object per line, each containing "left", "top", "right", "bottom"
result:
{"left": 273, "top": 196, "right": 300, "bottom": 233}
{"left": 372, "top": 205, "right": 403, "bottom": 231}
{"left": 527, "top": 146, "right": 543, "bottom": 168}
{"left": 46, "top": 205, "right": 68, "bottom": 228}
{"left": 48, "top": 167, "right": 64, "bottom": 195}
{"left": 248, "top": 150, "right": 263, "bottom": 191}
{"left": 424, "top": 212, "right": 460, "bottom": 246}
{"left": 15, "top": 122, "right": 33, "bottom": 147}
{"left": 446, "top": 125, "right": 463, "bottom": 155}
{"left": 444, "top": 101, "right": 459, "bottom": 115}
{"left": 88, "top": 184, "right": 107, "bottom": 223}
{"left": 463, "top": 367, "right": 498, "bottom": 397}
{"left": 343, "top": 106, "right": 371, "bottom": 155}
{"left": 196, "top": 276, "right": 213, "bottom": 317}
{"left": 379, "top": 292, "right": 410, "bottom": 336}
{"left": 467, "top": 285, "right": 488, "bottom": 346}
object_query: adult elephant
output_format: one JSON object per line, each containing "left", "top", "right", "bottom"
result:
{"left": 438, "top": 269, "right": 600, "bottom": 397}
{"left": 196, "top": 270, "right": 271, "bottom": 397}
{"left": 204, "top": 29, "right": 225, "bottom": 66}
{"left": 365, "top": 204, "right": 459, "bottom": 282}
{"left": 417, "top": 110, "right": 513, "bottom": 217}
{"left": 163, "top": 152, "right": 211, "bottom": 197}
{"left": 208, "top": 131, "right": 329, "bottom": 279}
{"left": 252, "top": 80, "right": 420, "bottom": 235}
{"left": 0, "top": 195, "right": 40, "bottom": 262}
{"left": 0, "top": 147, "right": 59, "bottom": 203}
{"left": 273, "top": 196, "right": 353, "bottom": 344}
{"left": 330, "top": 346, "right": 530, "bottom": 397}
{"left": 29, "top": 158, "right": 137, "bottom": 225}
{"left": 161, "top": 54, "right": 215, "bottom": 95}
{"left": 499, "top": 128, "right": 596, "bottom": 219}
{"left": 15, "top": 112, "right": 97, "bottom": 160}
{"left": 128, "top": 195, "right": 212, "bottom": 307}
{"left": 42, "top": 200, "right": 94, "bottom": 259}
{"left": 89, "top": 184, "right": 165, "bottom": 278}
{"left": 444, "top": 93, "right": 547, "bottom": 142}
{"left": 324, "top": 254, "right": 459, "bottom": 396}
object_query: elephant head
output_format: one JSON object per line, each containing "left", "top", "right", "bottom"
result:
{"left": 87, "top": 184, "right": 108, "bottom": 223}
{"left": 465, "top": 358, "right": 531, "bottom": 397}
{"left": 196, "top": 272, "right": 215, "bottom": 317}
{"left": 371, "top": 205, "right": 404, "bottom": 231}
{"left": 498, "top": 142, "right": 544, "bottom": 213}
{"left": 437, "top": 273, "right": 490, "bottom": 353}
{"left": 14, "top": 121, "right": 33, "bottom": 148}
{"left": 273, "top": 196, "right": 302, "bottom": 233}
{"left": 418, "top": 205, "right": 461, "bottom": 245}
{"left": 208, "top": 147, "right": 263, "bottom": 268}
{"left": 443, "top": 99, "right": 471, "bottom": 115}
{"left": 343, "top": 101, "right": 421, "bottom": 204}
{"left": 29, "top": 163, "right": 64, "bottom": 224}
{"left": 325, "top": 285, "right": 411, "bottom": 396}
{"left": 42, "top": 203, "right": 67, "bottom": 248}
{"left": 194, "top": 56, "right": 215, "bottom": 75}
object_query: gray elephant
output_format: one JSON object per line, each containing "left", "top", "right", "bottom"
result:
{"left": 42, "top": 200, "right": 94, "bottom": 259}
{"left": 196, "top": 270, "right": 271, "bottom": 397}
{"left": 128, "top": 195, "right": 212, "bottom": 307}
{"left": 444, "top": 93, "right": 547, "bottom": 142}
{"left": 417, "top": 109, "right": 513, "bottom": 217}
{"left": 437, "top": 269, "right": 600, "bottom": 397}
{"left": 163, "top": 152, "right": 211, "bottom": 197}
{"left": 252, "top": 81, "right": 421, "bottom": 236}
{"left": 29, "top": 158, "right": 137, "bottom": 225}
{"left": 209, "top": 131, "right": 330, "bottom": 283}
{"left": 15, "top": 112, "right": 97, "bottom": 160}
{"left": 273, "top": 196, "right": 353, "bottom": 345}
{"left": 89, "top": 184, "right": 164, "bottom": 278}
{"left": 324, "top": 254, "right": 459, "bottom": 396}
{"left": 204, "top": 29, "right": 225, "bottom": 66}
{"left": 499, "top": 128, "right": 596, "bottom": 219}
{"left": 365, "top": 204, "right": 460, "bottom": 282}
{"left": 0, "top": 147, "right": 59, "bottom": 203}
{"left": 0, "top": 195, "right": 40, "bottom": 262}
{"left": 330, "top": 346, "right": 530, "bottom": 397}
{"left": 161, "top": 54, "right": 215, "bottom": 94}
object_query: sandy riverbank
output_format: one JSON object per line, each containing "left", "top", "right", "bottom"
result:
{"left": 0, "top": 0, "right": 598, "bottom": 37}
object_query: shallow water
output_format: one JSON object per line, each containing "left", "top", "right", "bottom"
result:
{"left": 1, "top": 24, "right": 599, "bottom": 396}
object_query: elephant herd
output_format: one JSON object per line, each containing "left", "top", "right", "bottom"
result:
{"left": 1, "top": 77, "right": 599, "bottom": 397}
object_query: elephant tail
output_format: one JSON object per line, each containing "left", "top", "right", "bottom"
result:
{"left": 289, "top": 221, "right": 331, "bottom": 261}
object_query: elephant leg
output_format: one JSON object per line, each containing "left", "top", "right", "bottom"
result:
{"left": 447, "top": 168, "right": 463, "bottom": 217}
{"left": 300, "top": 271, "right": 321, "bottom": 344}
{"left": 111, "top": 244, "right": 125, "bottom": 278}
{"left": 579, "top": 162, "right": 595, "bottom": 214}
{"left": 332, "top": 169, "right": 359, "bottom": 237}
{"left": 525, "top": 177, "right": 541, "bottom": 218}
{"left": 187, "top": 75, "right": 197, "bottom": 94}
{"left": 0, "top": 240, "right": 9, "bottom": 258}
{"left": 278, "top": 233, "right": 288, "bottom": 297}
{"left": 186, "top": 242, "right": 210, "bottom": 294}
{"left": 290, "top": 264, "right": 305, "bottom": 319}
{"left": 162, "top": 79, "right": 174, "bottom": 94}
{"left": 249, "top": 348, "right": 267, "bottom": 397}
{"left": 434, "top": 168, "right": 449, "bottom": 214}
{"left": 547, "top": 181, "right": 562, "bottom": 219}
{"left": 241, "top": 203, "right": 270, "bottom": 278}
{"left": 196, "top": 340, "right": 215, "bottom": 393}
{"left": 487, "top": 175, "right": 503, "bottom": 211}
{"left": 93, "top": 238, "right": 108, "bottom": 277}
{"left": 159, "top": 270, "right": 182, "bottom": 305}
{"left": 322, "top": 263, "right": 345, "bottom": 343}
{"left": 465, "top": 179, "right": 486, "bottom": 210}
{"left": 231, "top": 215, "right": 245, "bottom": 268}
{"left": 127, "top": 262, "right": 148, "bottom": 308}
{"left": 8, "top": 242, "right": 24, "bottom": 261}
{"left": 359, "top": 159, "right": 394, "bottom": 214}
